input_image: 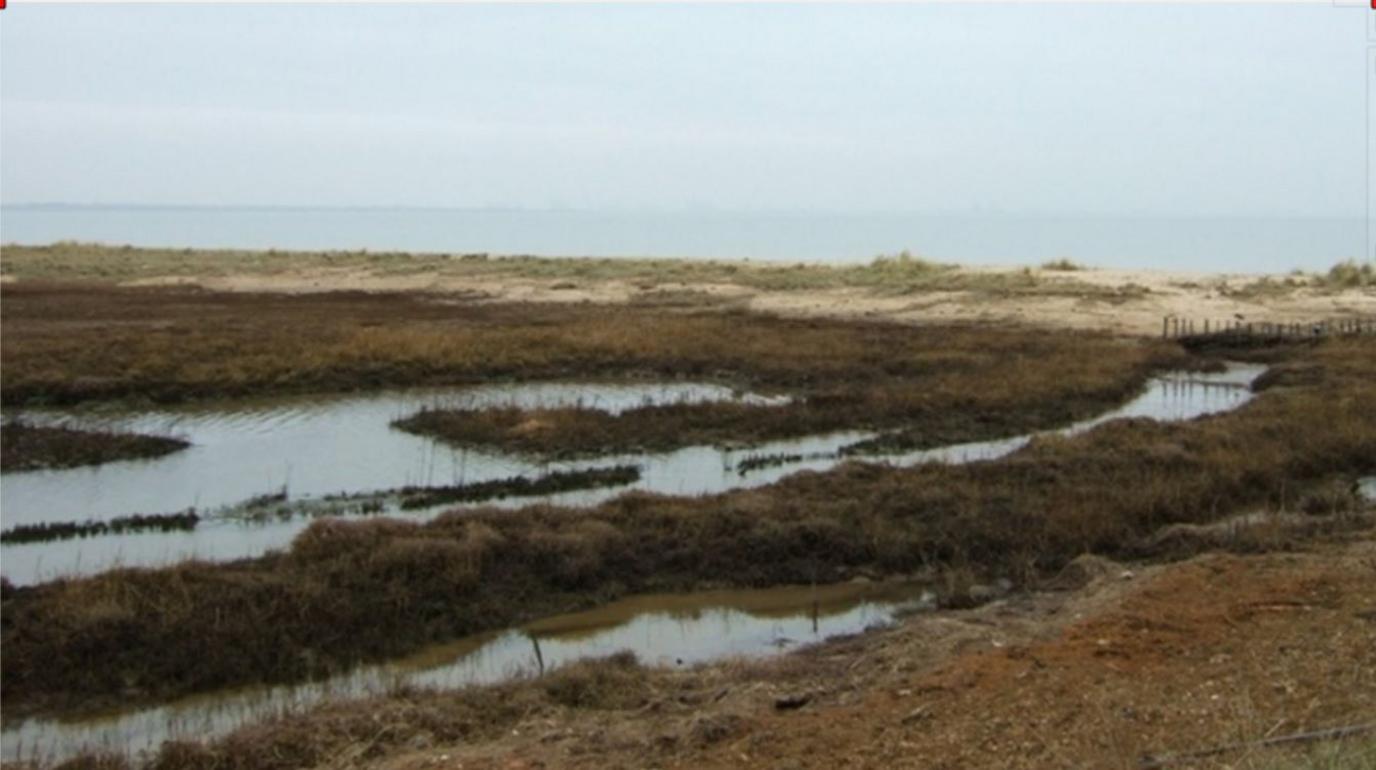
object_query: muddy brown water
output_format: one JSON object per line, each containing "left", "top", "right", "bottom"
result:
{"left": 0, "top": 367, "right": 1264, "bottom": 585}
{"left": 0, "top": 579, "right": 933, "bottom": 765}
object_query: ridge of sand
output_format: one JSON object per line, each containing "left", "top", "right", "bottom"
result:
{"left": 121, "top": 264, "right": 1376, "bottom": 337}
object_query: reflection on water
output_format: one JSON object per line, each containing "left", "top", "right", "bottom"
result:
{"left": 1, "top": 382, "right": 783, "bottom": 523}
{"left": 1359, "top": 477, "right": 1376, "bottom": 502}
{"left": 0, "top": 366, "right": 1263, "bottom": 584}
{"left": 0, "top": 580, "right": 931, "bottom": 766}
{"left": 0, "top": 383, "right": 788, "bottom": 583}
{"left": 888, "top": 365, "right": 1262, "bottom": 467}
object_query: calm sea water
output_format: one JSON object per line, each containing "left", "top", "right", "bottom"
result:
{"left": 1, "top": 206, "right": 1366, "bottom": 273}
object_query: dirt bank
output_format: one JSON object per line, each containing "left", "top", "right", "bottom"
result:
{"left": 374, "top": 527, "right": 1376, "bottom": 770}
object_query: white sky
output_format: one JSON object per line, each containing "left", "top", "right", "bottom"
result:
{"left": 0, "top": 3, "right": 1369, "bottom": 216}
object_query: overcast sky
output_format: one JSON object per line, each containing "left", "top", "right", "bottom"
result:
{"left": 0, "top": 3, "right": 1368, "bottom": 216}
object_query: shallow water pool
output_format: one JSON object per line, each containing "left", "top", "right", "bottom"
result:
{"left": 0, "top": 579, "right": 931, "bottom": 766}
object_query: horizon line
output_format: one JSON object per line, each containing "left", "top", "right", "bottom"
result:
{"left": 1, "top": 202, "right": 1364, "bottom": 220}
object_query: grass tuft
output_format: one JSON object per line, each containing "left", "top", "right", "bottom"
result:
{"left": 1, "top": 420, "right": 189, "bottom": 471}
{"left": 1323, "top": 259, "right": 1376, "bottom": 289}
{"left": 1041, "top": 258, "right": 1086, "bottom": 271}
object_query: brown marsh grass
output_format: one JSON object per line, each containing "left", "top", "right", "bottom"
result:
{"left": 392, "top": 376, "right": 1155, "bottom": 458}
{"left": 0, "top": 420, "right": 189, "bottom": 471}
{"left": 3, "top": 333, "right": 1373, "bottom": 717}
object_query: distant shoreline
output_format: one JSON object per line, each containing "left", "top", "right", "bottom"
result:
{"left": 2, "top": 242, "right": 1372, "bottom": 338}
{"left": 3, "top": 202, "right": 1358, "bottom": 218}
{"left": 2, "top": 207, "right": 1365, "bottom": 272}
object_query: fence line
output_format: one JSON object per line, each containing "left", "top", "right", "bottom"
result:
{"left": 1162, "top": 316, "right": 1376, "bottom": 341}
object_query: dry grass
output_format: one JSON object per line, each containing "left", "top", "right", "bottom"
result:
{"left": 37, "top": 653, "right": 650, "bottom": 770}
{"left": 1219, "top": 260, "right": 1376, "bottom": 299}
{"left": 393, "top": 369, "right": 1151, "bottom": 458}
{"left": 0, "top": 243, "right": 1114, "bottom": 297}
{"left": 0, "top": 420, "right": 189, "bottom": 471}
{"left": 1242, "top": 737, "right": 1376, "bottom": 770}
{"left": 1040, "top": 258, "right": 1086, "bottom": 271}
{"left": 1323, "top": 260, "right": 1376, "bottom": 289}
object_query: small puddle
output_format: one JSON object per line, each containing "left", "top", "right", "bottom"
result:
{"left": 0, "top": 365, "right": 1264, "bottom": 585}
{"left": 1359, "top": 477, "right": 1376, "bottom": 502}
{"left": 0, "top": 579, "right": 931, "bottom": 766}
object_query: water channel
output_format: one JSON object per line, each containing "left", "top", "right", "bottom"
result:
{"left": 1, "top": 366, "right": 1264, "bottom": 585}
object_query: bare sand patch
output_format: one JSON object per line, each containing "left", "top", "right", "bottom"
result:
{"left": 165, "top": 263, "right": 1376, "bottom": 337}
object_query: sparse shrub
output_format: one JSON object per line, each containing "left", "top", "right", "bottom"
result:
{"left": 688, "top": 712, "right": 749, "bottom": 746}
{"left": 370, "top": 537, "right": 482, "bottom": 589}
{"left": 936, "top": 565, "right": 980, "bottom": 609}
{"left": 52, "top": 754, "right": 131, "bottom": 770}
{"left": 541, "top": 651, "right": 644, "bottom": 709}
{"left": 144, "top": 742, "right": 215, "bottom": 770}
{"left": 870, "top": 249, "right": 941, "bottom": 274}
{"left": 456, "top": 520, "right": 507, "bottom": 575}
{"left": 524, "top": 519, "right": 624, "bottom": 588}
{"left": 1324, "top": 259, "right": 1375, "bottom": 288}
{"left": 1298, "top": 480, "right": 1360, "bottom": 516}
{"left": 1041, "top": 258, "right": 1085, "bottom": 271}
{"left": 289, "top": 517, "right": 421, "bottom": 564}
